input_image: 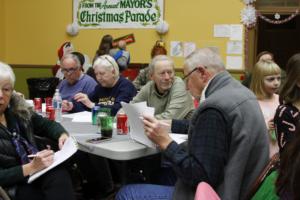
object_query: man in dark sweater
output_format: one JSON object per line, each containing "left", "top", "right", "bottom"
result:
{"left": 69, "top": 54, "right": 137, "bottom": 116}
{"left": 116, "top": 48, "right": 269, "bottom": 200}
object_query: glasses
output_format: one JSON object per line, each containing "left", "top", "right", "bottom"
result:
{"left": 183, "top": 67, "right": 199, "bottom": 80}
{"left": 61, "top": 67, "right": 80, "bottom": 74}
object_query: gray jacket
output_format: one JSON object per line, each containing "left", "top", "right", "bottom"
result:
{"left": 173, "top": 71, "right": 269, "bottom": 200}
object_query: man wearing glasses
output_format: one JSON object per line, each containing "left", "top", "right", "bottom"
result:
{"left": 131, "top": 55, "right": 194, "bottom": 120}
{"left": 116, "top": 48, "right": 269, "bottom": 200}
{"left": 59, "top": 52, "right": 97, "bottom": 113}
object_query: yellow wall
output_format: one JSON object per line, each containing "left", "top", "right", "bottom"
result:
{"left": 4, "top": 0, "right": 244, "bottom": 66}
{"left": 3, "top": 0, "right": 244, "bottom": 96}
{"left": 0, "top": 0, "right": 5, "bottom": 61}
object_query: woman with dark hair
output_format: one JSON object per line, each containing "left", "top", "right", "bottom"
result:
{"left": 274, "top": 53, "right": 300, "bottom": 155}
{"left": 133, "top": 41, "right": 167, "bottom": 90}
{"left": 87, "top": 35, "right": 114, "bottom": 80}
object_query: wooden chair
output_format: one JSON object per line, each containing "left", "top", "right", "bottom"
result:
{"left": 245, "top": 153, "right": 280, "bottom": 200}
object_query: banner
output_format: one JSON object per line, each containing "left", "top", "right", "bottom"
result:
{"left": 73, "top": 0, "right": 164, "bottom": 29}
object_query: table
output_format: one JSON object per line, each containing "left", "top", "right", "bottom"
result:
{"left": 61, "top": 117, "right": 159, "bottom": 161}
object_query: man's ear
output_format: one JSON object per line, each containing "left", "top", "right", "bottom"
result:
{"left": 197, "top": 66, "right": 210, "bottom": 82}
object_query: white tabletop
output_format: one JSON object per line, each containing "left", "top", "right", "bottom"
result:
{"left": 61, "top": 117, "right": 159, "bottom": 160}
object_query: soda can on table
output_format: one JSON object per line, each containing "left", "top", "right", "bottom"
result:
{"left": 46, "top": 106, "right": 55, "bottom": 120}
{"left": 117, "top": 113, "right": 128, "bottom": 135}
{"left": 33, "top": 98, "right": 42, "bottom": 113}
{"left": 92, "top": 106, "right": 100, "bottom": 125}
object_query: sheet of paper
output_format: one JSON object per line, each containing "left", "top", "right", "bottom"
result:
{"left": 227, "top": 41, "right": 243, "bottom": 55}
{"left": 70, "top": 111, "right": 92, "bottom": 122}
{"left": 183, "top": 42, "right": 196, "bottom": 58}
{"left": 170, "top": 133, "right": 188, "bottom": 144}
{"left": 28, "top": 137, "right": 78, "bottom": 183}
{"left": 121, "top": 102, "right": 156, "bottom": 148}
{"left": 213, "top": 24, "right": 230, "bottom": 37}
{"left": 230, "top": 24, "right": 243, "bottom": 41}
{"left": 226, "top": 56, "right": 243, "bottom": 70}
{"left": 170, "top": 41, "right": 183, "bottom": 57}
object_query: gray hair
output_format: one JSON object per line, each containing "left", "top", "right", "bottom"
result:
{"left": 61, "top": 53, "right": 82, "bottom": 68}
{"left": 184, "top": 48, "right": 225, "bottom": 73}
{"left": 93, "top": 54, "right": 120, "bottom": 78}
{"left": 149, "top": 55, "right": 175, "bottom": 74}
{"left": 0, "top": 61, "right": 16, "bottom": 86}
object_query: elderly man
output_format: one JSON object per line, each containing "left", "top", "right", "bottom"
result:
{"left": 59, "top": 52, "right": 97, "bottom": 113}
{"left": 69, "top": 54, "right": 137, "bottom": 116}
{"left": 116, "top": 48, "right": 269, "bottom": 200}
{"left": 131, "top": 55, "right": 194, "bottom": 120}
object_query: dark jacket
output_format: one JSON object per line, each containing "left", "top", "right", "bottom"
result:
{"left": 0, "top": 94, "right": 67, "bottom": 187}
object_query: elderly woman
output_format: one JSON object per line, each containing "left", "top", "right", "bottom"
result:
{"left": 66, "top": 54, "right": 137, "bottom": 116}
{"left": 0, "top": 62, "right": 74, "bottom": 200}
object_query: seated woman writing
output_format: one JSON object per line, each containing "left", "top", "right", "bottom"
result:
{"left": 0, "top": 61, "right": 75, "bottom": 200}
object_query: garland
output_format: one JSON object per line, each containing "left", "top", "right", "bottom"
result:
{"left": 240, "top": 0, "right": 299, "bottom": 69}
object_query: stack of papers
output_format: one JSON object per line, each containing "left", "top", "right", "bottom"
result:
{"left": 28, "top": 137, "right": 78, "bottom": 183}
{"left": 121, "top": 102, "right": 188, "bottom": 148}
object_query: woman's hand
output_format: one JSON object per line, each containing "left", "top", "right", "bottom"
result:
{"left": 268, "top": 119, "right": 275, "bottom": 130}
{"left": 142, "top": 115, "right": 173, "bottom": 150}
{"left": 74, "top": 93, "right": 94, "bottom": 108}
{"left": 58, "top": 133, "right": 69, "bottom": 149}
{"left": 22, "top": 149, "right": 54, "bottom": 176}
{"left": 62, "top": 100, "right": 73, "bottom": 112}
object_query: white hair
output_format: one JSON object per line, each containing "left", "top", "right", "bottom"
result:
{"left": 184, "top": 48, "right": 225, "bottom": 73}
{"left": 93, "top": 54, "right": 119, "bottom": 78}
{"left": 149, "top": 55, "right": 175, "bottom": 75}
{"left": 0, "top": 61, "right": 16, "bottom": 86}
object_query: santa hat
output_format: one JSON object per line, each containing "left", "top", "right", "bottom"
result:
{"left": 57, "top": 42, "right": 74, "bottom": 60}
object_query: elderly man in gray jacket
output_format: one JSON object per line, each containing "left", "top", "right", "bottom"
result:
{"left": 116, "top": 48, "right": 269, "bottom": 200}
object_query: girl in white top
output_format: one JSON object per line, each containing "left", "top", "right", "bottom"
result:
{"left": 250, "top": 60, "right": 281, "bottom": 158}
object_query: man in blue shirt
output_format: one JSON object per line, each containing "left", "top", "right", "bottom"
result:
{"left": 59, "top": 52, "right": 97, "bottom": 113}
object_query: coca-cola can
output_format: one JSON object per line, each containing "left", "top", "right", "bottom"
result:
{"left": 33, "top": 98, "right": 42, "bottom": 113}
{"left": 117, "top": 113, "right": 128, "bottom": 135}
{"left": 46, "top": 106, "right": 55, "bottom": 120}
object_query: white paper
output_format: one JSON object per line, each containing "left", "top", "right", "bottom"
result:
{"left": 170, "top": 41, "right": 183, "bottom": 57}
{"left": 214, "top": 24, "right": 230, "bottom": 37}
{"left": 183, "top": 42, "right": 196, "bottom": 58}
{"left": 230, "top": 24, "right": 243, "bottom": 41}
{"left": 121, "top": 102, "right": 156, "bottom": 148}
{"left": 170, "top": 133, "right": 188, "bottom": 144}
{"left": 70, "top": 111, "right": 92, "bottom": 123}
{"left": 28, "top": 137, "right": 78, "bottom": 183}
{"left": 226, "top": 56, "right": 243, "bottom": 70}
{"left": 227, "top": 41, "right": 243, "bottom": 55}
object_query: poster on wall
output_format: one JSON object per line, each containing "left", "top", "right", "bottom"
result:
{"left": 73, "top": 0, "right": 164, "bottom": 29}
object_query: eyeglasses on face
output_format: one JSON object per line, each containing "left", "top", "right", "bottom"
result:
{"left": 183, "top": 67, "right": 198, "bottom": 80}
{"left": 61, "top": 67, "right": 79, "bottom": 74}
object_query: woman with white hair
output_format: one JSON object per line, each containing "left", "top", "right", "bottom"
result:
{"left": 0, "top": 62, "right": 75, "bottom": 200}
{"left": 71, "top": 55, "right": 137, "bottom": 116}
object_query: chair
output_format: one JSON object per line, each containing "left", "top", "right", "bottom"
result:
{"left": 26, "top": 77, "right": 59, "bottom": 100}
{"left": 0, "top": 186, "right": 11, "bottom": 200}
{"left": 245, "top": 153, "right": 280, "bottom": 200}
{"left": 194, "top": 182, "right": 220, "bottom": 200}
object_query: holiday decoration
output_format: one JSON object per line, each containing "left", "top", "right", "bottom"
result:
{"left": 241, "top": 5, "right": 256, "bottom": 27}
{"left": 155, "top": 20, "right": 169, "bottom": 35}
{"left": 242, "top": 0, "right": 256, "bottom": 5}
{"left": 66, "top": 23, "right": 79, "bottom": 36}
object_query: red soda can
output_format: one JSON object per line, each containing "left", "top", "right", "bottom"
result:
{"left": 117, "top": 113, "right": 128, "bottom": 135}
{"left": 46, "top": 106, "right": 55, "bottom": 120}
{"left": 33, "top": 98, "right": 42, "bottom": 113}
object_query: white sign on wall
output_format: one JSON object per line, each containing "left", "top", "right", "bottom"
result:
{"left": 73, "top": 0, "right": 164, "bottom": 29}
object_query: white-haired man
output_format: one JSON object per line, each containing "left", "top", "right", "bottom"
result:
{"left": 131, "top": 55, "right": 194, "bottom": 120}
{"left": 116, "top": 48, "right": 269, "bottom": 200}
